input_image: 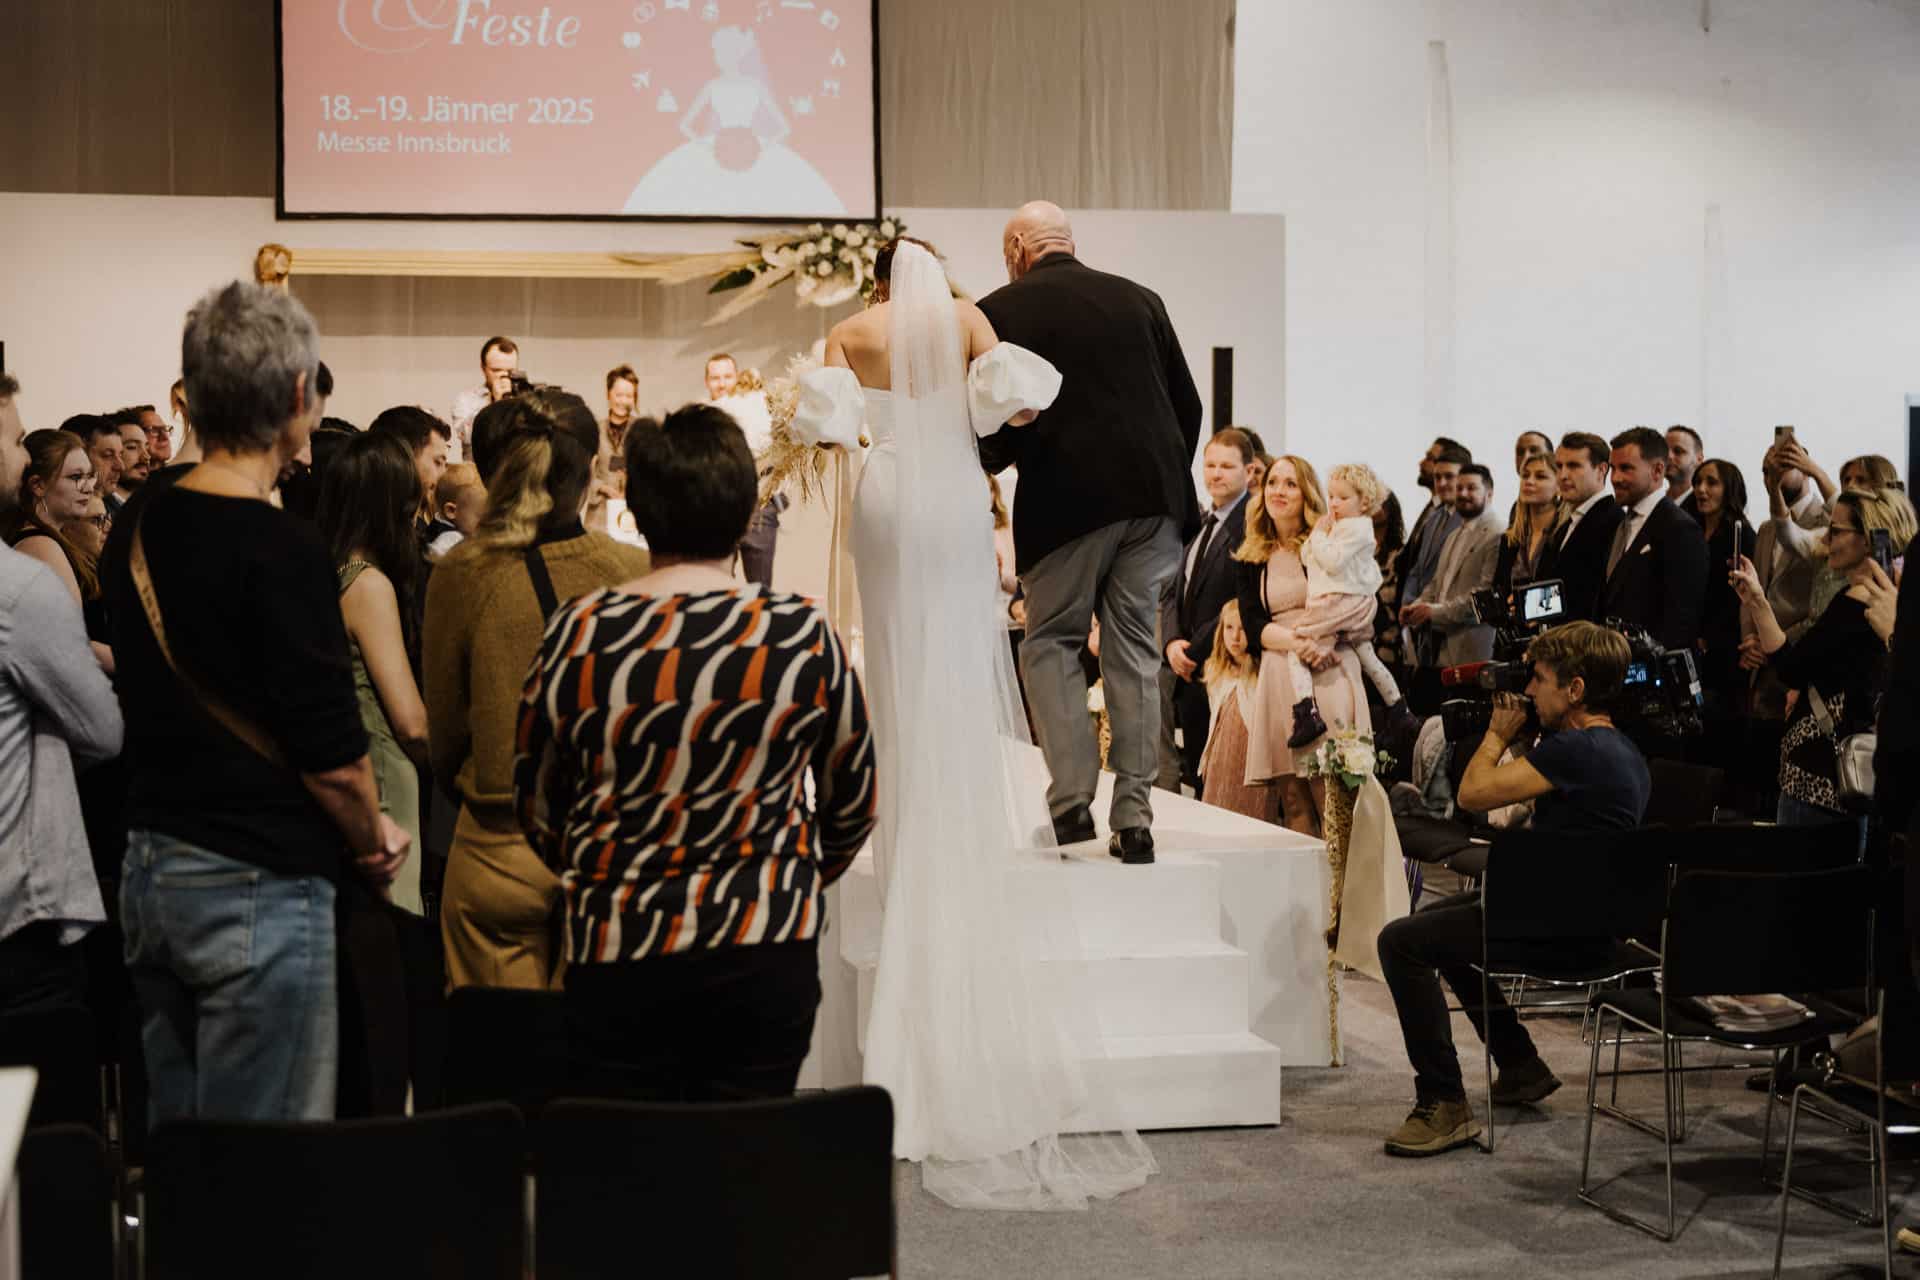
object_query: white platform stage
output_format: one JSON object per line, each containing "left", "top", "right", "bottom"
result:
{"left": 799, "top": 747, "right": 1335, "bottom": 1130}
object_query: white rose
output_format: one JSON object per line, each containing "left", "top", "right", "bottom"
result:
{"left": 799, "top": 241, "right": 817, "bottom": 260}
{"left": 862, "top": 243, "right": 877, "bottom": 261}
{"left": 1087, "top": 683, "right": 1106, "bottom": 713}
{"left": 817, "top": 237, "right": 833, "bottom": 253}
{"left": 831, "top": 223, "right": 849, "bottom": 238}
{"left": 838, "top": 247, "right": 855, "bottom": 263}
{"left": 846, "top": 229, "right": 864, "bottom": 247}
{"left": 816, "top": 261, "right": 833, "bottom": 277}
{"left": 879, "top": 219, "right": 897, "bottom": 238}
{"left": 808, "top": 223, "right": 824, "bottom": 236}
{"left": 1340, "top": 741, "right": 1374, "bottom": 776}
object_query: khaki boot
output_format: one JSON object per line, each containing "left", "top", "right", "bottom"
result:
{"left": 1384, "top": 1097, "right": 1481, "bottom": 1157}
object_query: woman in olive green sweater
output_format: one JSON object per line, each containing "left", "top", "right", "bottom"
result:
{"left": 424, "top": 388, "right": 649, "bottom": 990}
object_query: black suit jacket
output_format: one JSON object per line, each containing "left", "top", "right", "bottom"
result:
{"left": 1598, "top": 497, "right": 1709, "bottom": 650}
{"left": 1159, "top": 495, "right": 1248, "bottom": 670}
{"left": 1537, "top": 497, "right": 1622, "bottom": 624}
{"left": 977, "top": 255, "right": 1204, "bottom": 573}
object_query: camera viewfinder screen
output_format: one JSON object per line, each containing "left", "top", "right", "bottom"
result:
{"left": 1521, "top": 580, "right": 1565, "bottom": 624}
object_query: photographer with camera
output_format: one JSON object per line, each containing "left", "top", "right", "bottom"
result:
{"left": 1377, "top": 621, "right": 1650, "bottom": 1157}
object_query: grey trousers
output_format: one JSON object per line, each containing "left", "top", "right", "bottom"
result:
{"left": 1019, "top": 516, "right": 1182, "bottom": 833}
{"left": 737, "top": 501, "right": 780, "bottom": 588}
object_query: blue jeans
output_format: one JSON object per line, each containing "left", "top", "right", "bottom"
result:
{"left": 121, "top": 830, "right": 339, "bottom": 1125}
{"left": 1776, "top": 793, "right": 1868, "bottom": 857}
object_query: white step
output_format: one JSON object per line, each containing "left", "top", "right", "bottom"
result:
{"left": 852, "top": 937, "right": 1253, "bottom": 1049}
{"left": 1010, "top": 848, "right": 1226, "bottom": 951}
{"left": 1073, "top": 1031, "right": 1283, "bottom": 1131}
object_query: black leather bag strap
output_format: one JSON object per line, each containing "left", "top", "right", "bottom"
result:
{"left": 524, "top": 545, "right": 560, "bottom": 622}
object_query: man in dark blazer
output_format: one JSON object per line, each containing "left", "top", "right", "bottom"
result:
{"left": 1159, "top": 429, "right": 1254, "bottom": 792}
{"left": 1598, "top": 426, "right": 1709, "bottom": 652}
{"left": 1538, "top": 431, "right": 1623, "bottom": 623}
{"left": 978, "top": 201, "right": 1203, "bottom": 864}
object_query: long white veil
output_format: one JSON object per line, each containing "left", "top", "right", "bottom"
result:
{"left": 859, "top": 241, "right": 1157, "bottom": 1210}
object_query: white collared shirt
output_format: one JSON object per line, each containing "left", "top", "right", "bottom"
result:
{"left": 1559, "top": 488, "right": 1611, "bottom": 548}
{"left": 1186, "top": 487, "right": 1249, "bottom": 581}
{"left": 1608, "top": 487, "right": 1666, "bottom": 572}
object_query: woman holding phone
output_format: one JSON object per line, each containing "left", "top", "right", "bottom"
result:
{"left": 1692, "top": 458, "right": 1755, "bottom": 779}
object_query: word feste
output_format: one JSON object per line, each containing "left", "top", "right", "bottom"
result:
{"left": 450, "top": 0, "right": 582, "bottom": 47}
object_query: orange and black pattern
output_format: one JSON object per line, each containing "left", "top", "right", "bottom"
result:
{"left": 515, "top": 586, "right": 876, "bottom": 965}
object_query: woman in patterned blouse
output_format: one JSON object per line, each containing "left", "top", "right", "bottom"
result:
{"left": 515, "top": 403, "right": 877, "bottom": 1101}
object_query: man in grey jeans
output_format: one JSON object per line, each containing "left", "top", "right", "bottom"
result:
{"left": 978, "top": 203, "right": 1203, "bottom": 864}
{"left": 0, "top": 374, "right": 122, "bottom": 1014}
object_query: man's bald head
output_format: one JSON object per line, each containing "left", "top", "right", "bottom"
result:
{"left": 1002, "top": 200, "right": 1076, "bottom": 282}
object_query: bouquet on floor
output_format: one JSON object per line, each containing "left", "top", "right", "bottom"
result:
{"left": 1300, "top": 729, "right": 1393, "bottom": 793}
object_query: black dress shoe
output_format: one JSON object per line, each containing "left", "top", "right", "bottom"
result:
{"left": 1109, "top": 827, "right": 1155, "bottom": 865}
{"left": 1286, "top": 696, "right": 1329, "bottom": 749}
{"left": 1051, "top": 806, "right": 1096, "bottom": 846}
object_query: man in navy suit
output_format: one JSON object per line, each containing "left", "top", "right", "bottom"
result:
{"left": 1539, "top": 432, "right": 1622, "bottom": 623}
{"left": 1159, "top": 429, "right": 1254, "bottom": 792}
{"left": 1599, "top": 426, "right": 1709, "bottom": 652}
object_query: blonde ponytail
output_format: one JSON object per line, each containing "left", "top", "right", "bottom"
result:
{"left": 462, "top": 435, "right": 555, "bottom": 554}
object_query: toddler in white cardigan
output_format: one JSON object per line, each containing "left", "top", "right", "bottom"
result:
{"left": 1283, "top": 462, "right": 1408, "bottom": 748}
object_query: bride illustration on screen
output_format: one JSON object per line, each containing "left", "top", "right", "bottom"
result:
{"left": 622, "top": 26, "right": 846, "bottom": 217}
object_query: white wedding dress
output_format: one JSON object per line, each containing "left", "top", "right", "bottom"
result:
{"left": 793, "top": 243, "right": 1156, "bottom": 1211}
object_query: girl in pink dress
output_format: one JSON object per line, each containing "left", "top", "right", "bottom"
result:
{"left": 1198, "top": 600, "right": 1280, "bottom": 822}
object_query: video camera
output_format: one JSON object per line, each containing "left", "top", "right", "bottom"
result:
{"left": 1436, "top": 578, "right": 1704, "bottom": 743}
{"left": 1437, "top": 579, "right": 1565, "bottom": 742}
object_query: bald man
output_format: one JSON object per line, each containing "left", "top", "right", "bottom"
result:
{"left": 977, "top": 201, "right": 1203, "bottom": 864}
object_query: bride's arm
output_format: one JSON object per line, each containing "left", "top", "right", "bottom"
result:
{"left": 962, "top": 303, "right": 1037, "bottom": 427}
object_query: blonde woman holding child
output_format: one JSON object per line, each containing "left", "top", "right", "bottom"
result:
{"left": 1197, "top": 600, "right": 1278, "bottom": 821}
{"left": 1280, "top": 463, "right": 1414, "bottom": 748}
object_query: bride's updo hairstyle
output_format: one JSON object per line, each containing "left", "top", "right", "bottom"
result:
{"left": 459, "top": 386, "right": 600, "bottom": 554}
{"left": 871, "top": 236, "right": 943, "bottom": 304}
{"left": 623, "top": 404, "right": 758, "bottom": 560}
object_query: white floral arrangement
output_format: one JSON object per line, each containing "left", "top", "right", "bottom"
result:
{"left": 1300, "top": 729, "right": 1392, "bottom": 792}
{"left": 618, "top": 217, "right": 908, "bottom": 326}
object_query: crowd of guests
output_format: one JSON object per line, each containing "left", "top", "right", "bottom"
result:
{"left": 1147, "top": 415, "right": 1911, "bottom": 1156}
{"left": 0, "top": 275, "right": 1912, "bottom": 1173}
{"left": 0, "top": 281, "right": 875, "bottom": 1129}
{"left": 1154, "top": 420, "right": 1910, "bottom": 846}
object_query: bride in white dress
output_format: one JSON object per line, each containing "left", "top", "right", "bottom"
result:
{"left": 792, "top": 239, "right": 1156, "bottom": 1211}
{"left": 622, "top": 25, "right": 845, "bottom": 217}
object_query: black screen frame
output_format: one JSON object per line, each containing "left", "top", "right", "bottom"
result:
{"left": 273, "top": 0, "right": 884, "bottom": 224}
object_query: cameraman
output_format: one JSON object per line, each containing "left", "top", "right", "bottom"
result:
{"left": 1378, "top": 621, "right": 1650, "bottom": 1157}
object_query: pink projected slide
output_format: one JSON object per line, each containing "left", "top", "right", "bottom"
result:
{"left": 278, "top": 0, "right": 878, "bottom": 220}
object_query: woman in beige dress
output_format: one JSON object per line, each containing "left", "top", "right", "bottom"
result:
{"left": 1233, "top": 455, "right": 1373, "bottom": 836}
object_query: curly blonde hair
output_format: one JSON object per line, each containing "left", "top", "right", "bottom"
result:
{"left": 1327, "top": 462, "right": 1384, "bottom": 515}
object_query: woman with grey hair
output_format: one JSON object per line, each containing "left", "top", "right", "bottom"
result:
{"left": 104, "top": 281, "right": 408, "bottom": 1124}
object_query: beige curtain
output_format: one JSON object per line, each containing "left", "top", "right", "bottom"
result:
{"left": 1, "top": 0, "right": 1232, "bottom": 210}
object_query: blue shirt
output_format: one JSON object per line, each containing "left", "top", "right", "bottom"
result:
{"left": 1524, "top": 724, "right": 1650, "bottom": 833}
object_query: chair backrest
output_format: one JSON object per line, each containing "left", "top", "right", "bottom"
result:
{"left": 442, "top": 986, "right": 567, "bottom": 1115}
{"left": 1482, "top": 826, "right": 1669, "bottom": 944}
{"left": 1664, "top": 819, "right": 1860, "bottom": 873}
{"left": 1643, "top": 758, "right": 1725, "bottom": 828}
{"left": 536, "top": 1088, "right": 894, "bottom": 1280}
{"left": 0, "top": 1005, "right": 102, "bottom": 1131}
{"left": 145, "top": 1103, "right": 523, "bottom": 1280}
{"left": 1663, "top": 865, "right": 1875, "bottom": 999}
{"left": 20, "top": 1124, "right": 116, "bottom": 1280}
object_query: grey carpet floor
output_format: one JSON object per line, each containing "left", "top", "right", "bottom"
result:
{"left": 892, "top": 975, "right": 1908, "bottom": 1279}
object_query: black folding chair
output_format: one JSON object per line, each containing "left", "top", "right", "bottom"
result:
{"left": 0, "top": 1005, "right": 103, "bottom": 1131}
{"left": 1643, "top": 758, "right": 1725, "bottom": 829}
{"left": 19, "top": 1124, "right": 117, "bottom": 1280}
{"left": 441, "top": 986, "right": 568, "bottom": 1117}
{"left": 535, "top": 1088, "right": 896, "bottom": 1280}
{"left": 144, "top": 1103, "right": 524, "bottom": 1280}
{"left": 1467, "top": 828, "right": 1668, "bottom": 1152}
{"left": 1579, "top": 864, "right": 1875, "bottom": 1241}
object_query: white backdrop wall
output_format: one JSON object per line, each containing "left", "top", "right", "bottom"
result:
{"left": 0, "top": 194, "right": 1281, "bottom": 598}
{"left": 1234, "top": 0, "right": 1919, "bottom": 512}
